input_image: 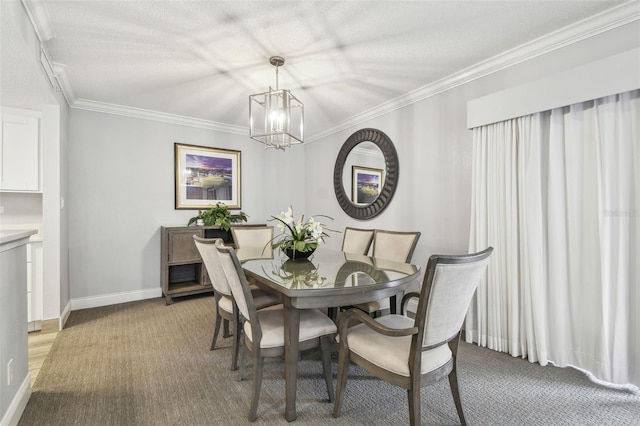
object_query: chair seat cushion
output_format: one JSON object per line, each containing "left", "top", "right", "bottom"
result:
{"left": 342, "top": 314, "right": 451, "bottom": 377}
{"left": 245, "top": 307, "right": 337, "bottom": 349}
{"left": 218, "top": 295, "right": 234, "bottom": 315}
{"left": 252, "top": 289, "right": 280, "bottom": 309}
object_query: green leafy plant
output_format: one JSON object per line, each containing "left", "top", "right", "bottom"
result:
{"left": 187, "top": 202, "right": 248, "bottom": 231}
{"left": 269, "top": 206, "right": 338, "bottom": 254}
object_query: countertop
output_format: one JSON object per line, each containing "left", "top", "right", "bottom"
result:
{"left": 0, "top": 229, "right": 37, "bottom": 246}
{"left": 0, "top": 223, "right": 42, "bottom": 242}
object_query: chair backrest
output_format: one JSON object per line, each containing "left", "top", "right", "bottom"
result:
{"left": 341, "top": 227, "right": 375, "bottom": 255}
{"left": 372, "top": 229, "right": 421, "bottom": 263}
{"left": 215, "top": 245, "right": 260, "bottom": 337}
{"left": 231, "top": 226, "right": 274, "bottom": 252}
{"left": 415, "top": 247, "right": 493, "bottom": 349}
{"left": 193, "top": 236, "right": 231, "bottom": 297}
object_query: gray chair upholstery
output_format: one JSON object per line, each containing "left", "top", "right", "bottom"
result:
{"left": 354, "top": 229, "right": 421, "bottom": 315}
{"left": 216, "top": 244, "right": 337, "bottom": 421}
{"left": 341, "top": 227, "right": 375, "bottom": 255}
{"left": 193, "top": 236, "right": 279, "bottom": 371}
{"left": 333, "top": 247, "right": 493, "bottom": 426}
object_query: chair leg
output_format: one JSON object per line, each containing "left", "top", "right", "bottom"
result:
{"left": 320, "top": 336, "right": 334, "bottom": 402}
{"left": 249, "top": 351, "right": 264, "bottom": 422}
{"left": 407, "top": 385, "right": 421, "bottom": 426}
{"left": 230, "top": 316, "right": 241, "bottom": 371}
{"left": 222, "top": 318, "right": 231, "bottom": 338}
{"left": 210, "top": 311, "right": 222, "bottom": 350}
{"left": 448, "top": 366, "right": 466, "bottom": 426}
{"left": 237, "top": 339, "right": 248, "bottom": 382}
{"left": 332, "top": 343, "right": 350, "bottom": 418}
{"left": 448, "top": 334, "right": 466, "bottom": 425}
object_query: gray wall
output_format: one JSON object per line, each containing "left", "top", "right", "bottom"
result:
{"left": 68, "top": 110, "right": 304, "bottom": 299}
{"left": 66, "top": 21, "right": 639, "bottom": 302}
{"left": 306, "top": 22, "right": 640, "bottom": 272}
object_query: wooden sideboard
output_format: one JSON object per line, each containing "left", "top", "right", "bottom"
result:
{"left": 160, "top": 224, "right": 264, "bottom": 304}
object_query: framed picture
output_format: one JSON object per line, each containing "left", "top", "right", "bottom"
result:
{"left": 352, "top": 166, "right": 383, "bottom": 205}
{"left": 174, "top": 143, "right": 241, "bottom": 209}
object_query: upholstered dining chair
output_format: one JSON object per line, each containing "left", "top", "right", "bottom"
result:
{"left": 333, "top": 247, "right": 493, "bottom": 426}
{"left": 193, "top": 236, "right": 279, "bottom": 371}
{"left": 231, "top": 225, "right": 274, "bottom": 253}
{"left": 353, "top": 229, "right": 421, "bottom": 316}
{"left": 216, "top": 244, "right": 337, "bottom": 422}
{"left": 341, "top": 227, "right": 375, "bottom": 255}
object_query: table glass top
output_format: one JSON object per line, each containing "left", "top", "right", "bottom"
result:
{"left": 239, "top": 247, "right": 420, "bottom": 293}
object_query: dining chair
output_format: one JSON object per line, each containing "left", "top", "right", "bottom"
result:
{"left": 341, "top": 227, "right": 375, "bottom": 255}
{"left": 216, "top": 244, "right": 337, "bottom": 422}
{"left": 333, "top": 247, "right": 493, "bottom": 426}
{"left": 193, "top": 235, "right": 279, "bottom": 371}
{"left": 353, "top": 229, "right": 421, "bottom": 316}
{"left": 231, "top": 225, "right": 274, "bottom": 252}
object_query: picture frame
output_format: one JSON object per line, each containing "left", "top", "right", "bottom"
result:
{"left": 352, "top": 166, "right": 383, "bottom": 205}
{"left": 174, "top": 143, "right": 241, "bottom": 209}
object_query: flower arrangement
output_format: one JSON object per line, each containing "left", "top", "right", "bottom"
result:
{"left": 269, "top": 206, "right": 337, "bottom": 258}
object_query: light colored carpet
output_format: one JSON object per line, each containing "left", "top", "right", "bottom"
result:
{"left": 19, "top": 295, "right": 640, "bottom": 425}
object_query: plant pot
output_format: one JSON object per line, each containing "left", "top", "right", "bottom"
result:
{"left": 283, "top": 247, "right": 316, "bottom": 261}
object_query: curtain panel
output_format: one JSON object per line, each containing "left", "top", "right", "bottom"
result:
{"left": 466, "top": 90, "right": 639, "bottom": 387}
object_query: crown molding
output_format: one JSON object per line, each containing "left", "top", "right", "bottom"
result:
{"left": 307, "top": 1, "right": 640, "bottom": 142}
{"left": 23, "top": 0, "right": 638, "bottom": 139}
{"left": 21, "top": 0, "right": 55, "bottom": 41}
{"left": 52, "top": 62, "right": 75, "bottom": 106}
{"left": 71, "top": 99, "right": 248, "bottom": 135}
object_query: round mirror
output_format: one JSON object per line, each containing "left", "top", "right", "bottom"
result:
{"left": 333, "top": 128, "right": 399, "bottom": 220}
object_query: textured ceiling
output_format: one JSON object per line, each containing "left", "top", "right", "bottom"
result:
{"left": 3, "top": 1, "right": 631, "bottom": 137}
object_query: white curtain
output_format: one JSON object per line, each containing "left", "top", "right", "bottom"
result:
{"left": 466, "top": 89, "right": 640, "bottom": 387}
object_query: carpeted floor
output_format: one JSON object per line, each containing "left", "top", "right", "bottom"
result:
{"left": 18, "top": 295, "right": 640, "bottom": 425}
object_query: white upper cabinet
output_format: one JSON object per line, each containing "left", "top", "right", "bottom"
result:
{"left": 0, "top": 108, "right": 41, "bottom": 192}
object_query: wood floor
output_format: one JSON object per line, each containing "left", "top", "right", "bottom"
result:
{"left": 27, "top": 320, "right": 58, "bottom": 386}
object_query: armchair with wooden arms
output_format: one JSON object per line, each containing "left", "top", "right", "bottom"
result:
{"left": 333, "top": 247, "right": 493, "bottom": 425}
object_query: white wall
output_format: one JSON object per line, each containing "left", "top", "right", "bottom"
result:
{"left": 0, "top": 193, "right": 42, "bottom": 224}
{"left": 305, "top": 21, "right": 640, "bottom": 275}
{"left": 67, "top": 110, "right": 303, "bottom": 302}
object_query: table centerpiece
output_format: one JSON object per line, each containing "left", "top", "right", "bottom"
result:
{"left": 269, "top": 206, "right": 338, "bottom": 260}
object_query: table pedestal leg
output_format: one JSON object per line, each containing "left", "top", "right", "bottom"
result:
{"left": 283, "top": 299, "right": 300, "bottom": 422}
{"left": 390, "top": 294, "right": 399, "bottom": 314}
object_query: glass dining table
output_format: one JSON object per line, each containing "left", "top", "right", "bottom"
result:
{"left": 238, "top": 247, "right": 421, "bottom": 422}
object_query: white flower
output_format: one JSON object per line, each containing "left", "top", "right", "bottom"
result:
{"left": 278, "top": 206, "right": 294, "bottom": 226}
{"left": 271, "top": 206, "right": 335, "bottom": 254}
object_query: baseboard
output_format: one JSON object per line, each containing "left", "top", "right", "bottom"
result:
{"left": 60, "top": 300, "right": 71, "bottom": 329}
{"left": 26, "top": 320, "right": 41, "bottom": 332}
{"left": 70, "top": 288, "right": 162, "bottom": 311}
{"left": 0, "top": 374, "right": 31, "bottom": 426}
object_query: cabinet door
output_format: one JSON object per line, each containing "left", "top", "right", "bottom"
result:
{"left": 1, "top": 112, "right": 40, "bottom": 191}
{"left": 167, "top": 229, "right": 203, "bottom": 263}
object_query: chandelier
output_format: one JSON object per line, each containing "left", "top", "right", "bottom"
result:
{"left": 249, "top": 56, "right": 304, "bottom": 150}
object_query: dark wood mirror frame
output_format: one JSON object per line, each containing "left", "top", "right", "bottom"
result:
{"left": 333, "top": 128, "right": 399, "bottom": 220}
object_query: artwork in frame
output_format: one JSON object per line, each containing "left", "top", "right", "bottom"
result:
{"left": 352, "top": 166, "right": 383, "bottom": 205}
{"left": 174, "top": 143, "right": 241, "bottom": 209}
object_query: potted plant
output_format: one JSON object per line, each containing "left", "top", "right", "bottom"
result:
{"left": 269, "top": 206, "right": 338, "bottom": 260}
{"left": 187, "top": 202, "right": 248, "bottom": 231}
